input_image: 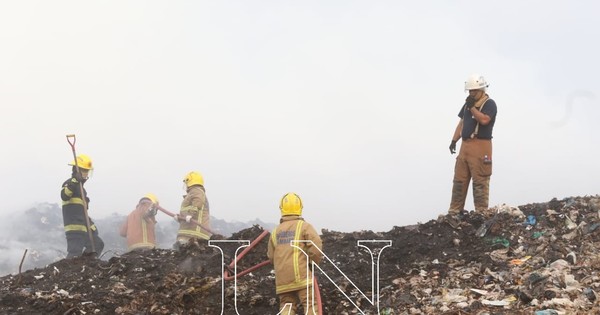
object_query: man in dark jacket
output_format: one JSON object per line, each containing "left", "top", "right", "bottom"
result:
{"left": 60, "top": 154, "right": 104, "bottom": 258}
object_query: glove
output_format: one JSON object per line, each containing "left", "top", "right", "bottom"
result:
{"left": 173, "top": 214, "right": 180, "bottom": 222}
{"left": 185, "top": 215, "right": 192, "bottom": 223}
{"left": 146, "top": 205, "right": 158, "bottom": 218}
{"left": 66, "top": 178, "right": 82, "bottom": 197}
{"left": 67, "top": 178, "right": 79, "bottom": 190}
{"left": 449, "top": 140, "right": 457, "bottom": 154}
{"left": 465, "top": 96, "right": 476, "bottom": 110}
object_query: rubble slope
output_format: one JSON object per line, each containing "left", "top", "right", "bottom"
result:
{"left": 2, "top": 195, "right": 600, "bottom": 314}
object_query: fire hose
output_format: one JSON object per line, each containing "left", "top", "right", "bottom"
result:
{"left": 222, "top": 229, "right": 323, "bottom": 314}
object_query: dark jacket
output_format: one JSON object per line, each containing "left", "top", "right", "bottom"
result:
{"left": 60, "top": 176, "right": 96, "bottom": 233}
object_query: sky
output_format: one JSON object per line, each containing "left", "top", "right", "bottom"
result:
{"left": 1, "top": 1, "right": 599, "bottom": 234}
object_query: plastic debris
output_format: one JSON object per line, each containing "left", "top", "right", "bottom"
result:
{"left": 584, "top": 288, "right": 596, "bottom": 302}
{"left": 481, "top": 299, "right": 510, "bottom": 306}
{"left": 490, "top": 237, "right": 510, "bottom": 248}
{"left": 585, "top": 222, "right": 600, "bottom": 234}
{"left": 2, "top": 196, "right": 600, "bottom": 314}
{"left": 469, "top": 288, "right": 488, "bottom": 296}
{"left": 524, "top": 215, "right": 537, "bottom": 226}
{"left": 509, "top": 256, "right": 532, "bottom": 266}
{"left": 532, "top": 231, "right": 544, "bottom": 239}
{"left": 564, "top": 215, "right": 578, "bottom": 230}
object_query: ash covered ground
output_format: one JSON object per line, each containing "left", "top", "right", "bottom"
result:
{"left": 2, "top": 196, "right": 600, "bottom": 314}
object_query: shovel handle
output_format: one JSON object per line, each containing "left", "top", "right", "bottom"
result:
{"left": 66, "top": 134, "right": 77, "bottom": 148}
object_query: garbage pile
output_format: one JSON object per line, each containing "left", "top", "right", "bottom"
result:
{"left": 1, "top": 195, "right": 600, "bottom": 314}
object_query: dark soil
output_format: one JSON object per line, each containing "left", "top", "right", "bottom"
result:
{"left": 2, "top": 196, "right": 600, "bottom": 314}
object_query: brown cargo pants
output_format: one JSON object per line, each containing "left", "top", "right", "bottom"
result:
{"left": 449, "top": 138, "right": 493, "bottom": 214}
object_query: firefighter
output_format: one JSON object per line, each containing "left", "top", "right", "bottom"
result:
{"left": 120, "top": 193, "right": 159, "bottom": 252}
{"left": 60, "top": 154, "right": 104, "bottom": 258}
{"left": 267, "top": 192, "right": 323, "bottom": 315}
{"left": 174, "top": 171, "right": 211, "bottom": 245}
{"left": 448, "top": 74, "right": 498, "bottom": 219}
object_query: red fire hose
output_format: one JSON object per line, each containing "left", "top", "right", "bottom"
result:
{"left": 314, "top": 277, "right": 323, "bottom": 315}
{"left": 222, "top": 229, "right": 323, "bottom": 314}
{"left": 223, "top": 230, "right": 270, "bottom": 280}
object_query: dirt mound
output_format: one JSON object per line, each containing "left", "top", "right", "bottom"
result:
{"left": 2, "top": 196, "right": 600, "bottom": 314}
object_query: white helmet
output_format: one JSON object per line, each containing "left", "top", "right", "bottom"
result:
{"left": 464, "top": 74, "right": 489, "bottom": 92}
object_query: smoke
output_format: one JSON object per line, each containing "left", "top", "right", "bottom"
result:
{"left": 0, "top": 203, "right": 66, "bottom": 276}
{"left": 0, "top": 203, "right": 275, "bottom": 276}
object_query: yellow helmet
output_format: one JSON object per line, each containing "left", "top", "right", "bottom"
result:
{"left": 279, "top": 192, "right": 303, "bottom": 216}
{"left": 183, "top": 171, "right": 204, "bottom": 188}
{"left": 68, "top": 154, "right": 94, "bottom": 170}
{"left": 142, "top": 193, "right": 159, "bottom": 204}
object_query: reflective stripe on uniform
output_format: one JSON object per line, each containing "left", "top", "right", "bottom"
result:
{"left": 63, "top": 186, "right": 74, "bottom": 197}
{"left": 271, "top": 227, "right": 278, "bottom": 245}
{"left": 292, "top": 220, "right": 304, "bottom": 282}
{"left": 64, "top": 224, "right": 87, "bottom": 232}
{"left": 177, "top": 229, "right": 210, "bottom": 240}
{"left": 64, "top": 223, "right": 96, "bottom": 232}
{"left": 142, "top": 219, "right": 148, "bottom": 244}
{"left": 129, "top": 242, "right": 155, "bottom": 251}
{"left": 178, "top": 204, "right": 209, "bottom": 239}
{"left": 274, "top": 220, "right": 310, "bottom": 294}
{"left": 181, "top": 204, "right": 203, "bottom": 213}
{"left": 62, "top": 197, "right": 85, "bottom": 206}
{"left": 277, "top": 280, "right": 311, "bottom": 293}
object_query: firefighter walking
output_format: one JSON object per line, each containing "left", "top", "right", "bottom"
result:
{"left": 174, "top": 171, "right": 211, "bottom": 245}
{"left": 268, "top": 192, "right": 323, "bottom": 315}
{"left": 448, "top": 74, "right": 498, "bottom": 217}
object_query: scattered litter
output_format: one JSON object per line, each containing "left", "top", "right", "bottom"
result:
{"left": 509, "top": 255, "right": 531, "bottom": 266}
{"left": 469, "top": 288, "right": 488, "bottom": 296}
{"left": 2, "top": 196, "right": 600, "bottom": 313}
{"left": 481, "top": 299, "right": 510, "bottom": 307}
{"left": 524, "top": 215, "right": 537, "bottom": 226}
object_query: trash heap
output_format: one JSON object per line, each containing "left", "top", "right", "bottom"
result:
{"left": 1, "top": 195, "right": 600, "bottom": 314}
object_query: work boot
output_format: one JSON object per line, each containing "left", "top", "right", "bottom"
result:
{"left": 446, "top": 215, "right": 461, "bottom": 229}
{"left": 438, "top": 214, "right": 461, "bottom": 229}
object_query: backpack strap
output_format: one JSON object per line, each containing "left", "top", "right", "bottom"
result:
{"left": 470, "top": 99, "right": 488, "bottom": 139}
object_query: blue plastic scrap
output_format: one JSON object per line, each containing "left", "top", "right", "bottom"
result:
{"left": 524, "top": 215, "right": 537, "bottom": 226}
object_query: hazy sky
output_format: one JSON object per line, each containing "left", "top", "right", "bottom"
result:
{"left": 1, "top": 1, "right": 599, "bottom": 233}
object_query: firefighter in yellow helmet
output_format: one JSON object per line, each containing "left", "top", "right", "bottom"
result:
{"left": 120, "top": 193, "right": 159, "bottom": 252}
{"left": 174, "top": 171, "right": 211, "bottom": 246}
{"left": 60, "top": 154, "right": 104, "bottom": 258}
{"left": 267, "top": 193, "right": 323, "bottom": 315}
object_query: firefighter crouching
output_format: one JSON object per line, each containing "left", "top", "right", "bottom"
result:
{"left": 268, "top": 192, "right": 323, "bottom": 315}
{"left": 120, "top": 193, "right": 159, "bottom": 252}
